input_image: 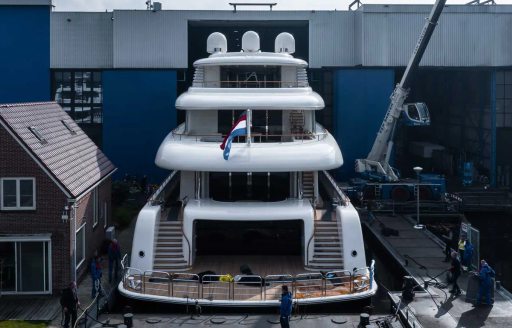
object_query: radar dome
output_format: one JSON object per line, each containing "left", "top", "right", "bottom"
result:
{"left": 275, "top": 32, "right": 295, "bottom": 54}
{"left": 242, "top": 31, "right": 260, "bottom": 52}
{"left": 207, "top": 32, "right": 227, "bottom": 54}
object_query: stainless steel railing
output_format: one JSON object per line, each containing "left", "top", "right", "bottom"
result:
{"left": 121, "top": 266, "right": 375, "bottom": 301}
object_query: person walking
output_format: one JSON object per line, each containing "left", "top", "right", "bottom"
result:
{"left": 60, "top": 281, "right": 79, "bottom": 328}
{"left": 449, "top": 251, "right": 462, "bottom": 296}
{"left": 279, "top": 285, "right": 293, "bottom": 328}
{"left": 90, "top": 253, "right": 103, "bottom": 299}
{"left": 108, "top": 239, "right": 121, "bottom": 283}
{"left": 476, "top": 260, "right": 495, "bottom": 305}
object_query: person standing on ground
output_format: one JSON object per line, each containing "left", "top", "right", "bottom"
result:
{"left": 441, "top": 226, "right": 456, "bottom": 262}
{"left": 280, "top": 285, "right": 293, "bottom": 328}
{"left": 60, "top": 281, "right": 79, "bottom": 328}
{"left": 476, "top": 260, "right": 495, "bottom": 305}
{"left": 458, "top": 235, "right": 466, "bottom": 265}
{"left": 108, "top": 239, "right": 121, "bottom": 283}
{"left": 449, "top": 251, "right": 462, "bottom": 296}
{"left": 90, "top": 252, "right": 103, "bottom": 299}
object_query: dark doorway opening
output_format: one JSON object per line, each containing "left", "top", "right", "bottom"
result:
{"left": 195, "top": 220, "right": 303, "bottom": 255}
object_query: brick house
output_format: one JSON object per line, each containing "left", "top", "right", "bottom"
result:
{"left": 0, "top": 102, "right": 116, "bottom": 295}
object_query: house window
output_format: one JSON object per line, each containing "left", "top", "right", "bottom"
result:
{"left": 76, "top": 224, "right": 86, "bottom": 269}
{"left": 1, "top": 178, "right": 36, "bottom": 210}
{"left": 93, "top": 188, "right": 98, "bottom": 228}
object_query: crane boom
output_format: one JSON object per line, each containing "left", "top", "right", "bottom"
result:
{"left": 355, "top": 0, "right": 446, "bottom": 182}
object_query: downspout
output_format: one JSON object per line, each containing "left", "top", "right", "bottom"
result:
{"left": 70, "top": 200, "right": 78, "bottom": 283}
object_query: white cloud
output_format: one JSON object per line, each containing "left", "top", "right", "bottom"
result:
{"left": 52, "top": 0, "right": 512, "bottom": 12}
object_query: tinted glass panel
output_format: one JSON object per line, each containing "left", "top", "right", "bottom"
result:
{"left": 0, "top": 242, "right": 15, "bottom": 291}
{"left": 19, "top": 179, "right": 34, "bottom": 207}
{"left": 19, "top": 242, "right": 44, "bottom": 292}
{"left": 2, "top": 180, "right": 17, "bottom": 207}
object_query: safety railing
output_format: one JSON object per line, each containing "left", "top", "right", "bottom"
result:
{"left": 170, "top": 130, "right": 327, "bottom": 143}
{"left": 201, "top": 275, "right": 231, "bottom": 301}
{"left": 294, "top": 273, "right": 324, "bottom": 299}
{"left": 264, "top": 274, "right": 294, "bottom": 301}
{"left": 193, "top": 80, "right": 309, "bottom": 88}
{"left": 122, "top": 267, "right": 374, "bottom": 302}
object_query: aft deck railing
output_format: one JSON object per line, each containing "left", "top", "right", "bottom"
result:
{"left": 121, "top": 265, "right": 374, "bottom": 302}
{"left": 193, "top": 80, "right": 309, "bottom": 88}
{"left": 171, "top": 130, "right": 327, "bottom": 143}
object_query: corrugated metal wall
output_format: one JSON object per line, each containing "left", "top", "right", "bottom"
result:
{"left": 362, "top": 9, "right": 512, "bottom": 67}
{"left": 50, "top": 5, "right": 512, "bottom": 69}
{"left": 51, "top": 12, "right": 113, "bottom": 68}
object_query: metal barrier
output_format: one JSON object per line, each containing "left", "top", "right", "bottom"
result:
{"left": 352, "top": 267, "right": 371, "bottom": 292}
{"left": 171, "top": 273, "right": 201, "bottom": 299}
{"left": 264, "top": 274, "right": 294, "bottom": 301}
{"left": 201, "top": 275, "right": 231, "bottom": 301}
{"left": 122, "top": 268, "right": 373, "bottom": 302}
{"left": 233, "top": 275, "right": 263, "bottom": 301}
{"left": 294, "top": 273, "right": 324, "bottom": 299}
{"left": 144, "top": 271, "right": 171, "bottom": 297}
{"left": 325, "top": 270, "right": 352, "bottom": 297}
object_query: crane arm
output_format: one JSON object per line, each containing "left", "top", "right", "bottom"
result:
{"left": 355, "top": 0, "right": 446, "bottom": 182}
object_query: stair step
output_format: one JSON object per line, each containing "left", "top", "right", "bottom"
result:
{"left": 311, "top": 257, "right": 343, "bottom": 262}
{"left": 314, "top": 246, "right": 342, "bottom": 251}
{"left": 315, "top": 237, "right": 340, "bottom": 242}
{"left": 313, "top": 252, "right": 342, "bottom": 260}
{"left": 154, "top": 260, "right": 187, "bottom": 265}
{"left": 157, "top": 236, "right": 182, "bottom": 241}
{"left": 156, "top": 243, "right": 182, "bottom": 247}
{"left": 155, "top": 247, "right": 183, "bottom": 252}
{"left": 154, "top": 253, "right": 184, "bottom": 258}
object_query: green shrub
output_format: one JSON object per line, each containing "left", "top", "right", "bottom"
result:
{"left": 0, "top": 322, "right": 47, "bottom": 328}
{"left": 112, "top": 207, "right": 138, "bottom": 230}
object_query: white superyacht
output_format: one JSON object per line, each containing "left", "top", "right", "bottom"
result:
{"left": 119, "top": 31, "right": 376, "bottom": 307}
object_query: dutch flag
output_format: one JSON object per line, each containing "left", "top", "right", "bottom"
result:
{"left": 220, "top": 113, "right": 247, "bottom": 160}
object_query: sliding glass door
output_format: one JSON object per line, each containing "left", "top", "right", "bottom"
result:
{"left": 0, "top": 239, "right": 51, "bottom": 294}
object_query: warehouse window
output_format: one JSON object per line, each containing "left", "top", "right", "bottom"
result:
{"left": 52, "top": 71, "right": 103, "bottom": 124}
{"left": 496, "top": 70, "right": 512, "bottom": 128}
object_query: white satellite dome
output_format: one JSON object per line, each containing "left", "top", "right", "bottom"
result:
{"left": 207, "top": 32, "right": 227, "bottom": 54}
{"left": 275, "top": 32, "right": 295, "bottom": 54}
{"left": 242, "top": 31, "right": 260, "bottom": 52}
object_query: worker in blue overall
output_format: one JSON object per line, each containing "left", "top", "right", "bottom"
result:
{"left": 476, "top": 260, "right": 495, "bottom": 306}
{"left": 279, "top": 285, "right": 293, "bottom": 328}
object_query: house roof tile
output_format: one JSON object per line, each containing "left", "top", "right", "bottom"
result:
{"left": 0, "top": 102, "right": 116, "bottom": 198}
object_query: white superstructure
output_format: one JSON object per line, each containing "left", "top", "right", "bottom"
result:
{"left": 120, "top": 31, "right": 376, "bottom": 306}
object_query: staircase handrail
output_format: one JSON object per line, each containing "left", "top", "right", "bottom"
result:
{"left": 149, "top": 170, "right": 178, "bottom": 206}
{"left": 179, "top": 196, "right": 192, "bottom": 266}
{"left": 305, "top": 201, "right": 316, "bottom": 267}
{"left": 321, "top": 170, "right": 349, "bottom": 206}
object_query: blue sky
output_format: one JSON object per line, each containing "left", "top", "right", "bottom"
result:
{"left": 53, "top": 0, "right": 511, "bottom": 12}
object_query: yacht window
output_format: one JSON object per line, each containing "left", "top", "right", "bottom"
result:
{"left": 220, "top": 66, "right": 280, "bottom": 88}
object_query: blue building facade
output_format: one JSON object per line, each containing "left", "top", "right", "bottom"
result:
{"left": 333, "top": 69, "right": 395, "bottom": 180}
{"left": 103, "top": 70, "right": 177, "bottom": 181}
{"left": 0, "top": 5, "right": 50, "bottom": 103}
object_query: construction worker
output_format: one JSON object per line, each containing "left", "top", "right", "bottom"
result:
{"left": 448, "top": 251, "right": 462, "bottom": 296}
{"left": 476, "top": 260, "right": 495, "bottom": 306}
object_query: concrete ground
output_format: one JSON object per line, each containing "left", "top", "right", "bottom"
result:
{"left": 90, "top": 313, "right": 403, "bottom": 328}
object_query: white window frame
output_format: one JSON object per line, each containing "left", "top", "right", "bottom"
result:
{"left": 0, "top": 177, "right": 36, "bottom": 210}
{"left": 75, "top": 223, "right": 86, "bottom": 269}
{"left": 0, "top": 235, "right": 52, "bottom": 295}
{"left": 103, "top": 201, "right": 108, "bottom": 229}
{"left": 92, "top": 188, "right": 98, "bottom": 228}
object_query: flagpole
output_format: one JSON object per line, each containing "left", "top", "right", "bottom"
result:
{"left": 247, "top": 109, "right": 251, "bottom": 146}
